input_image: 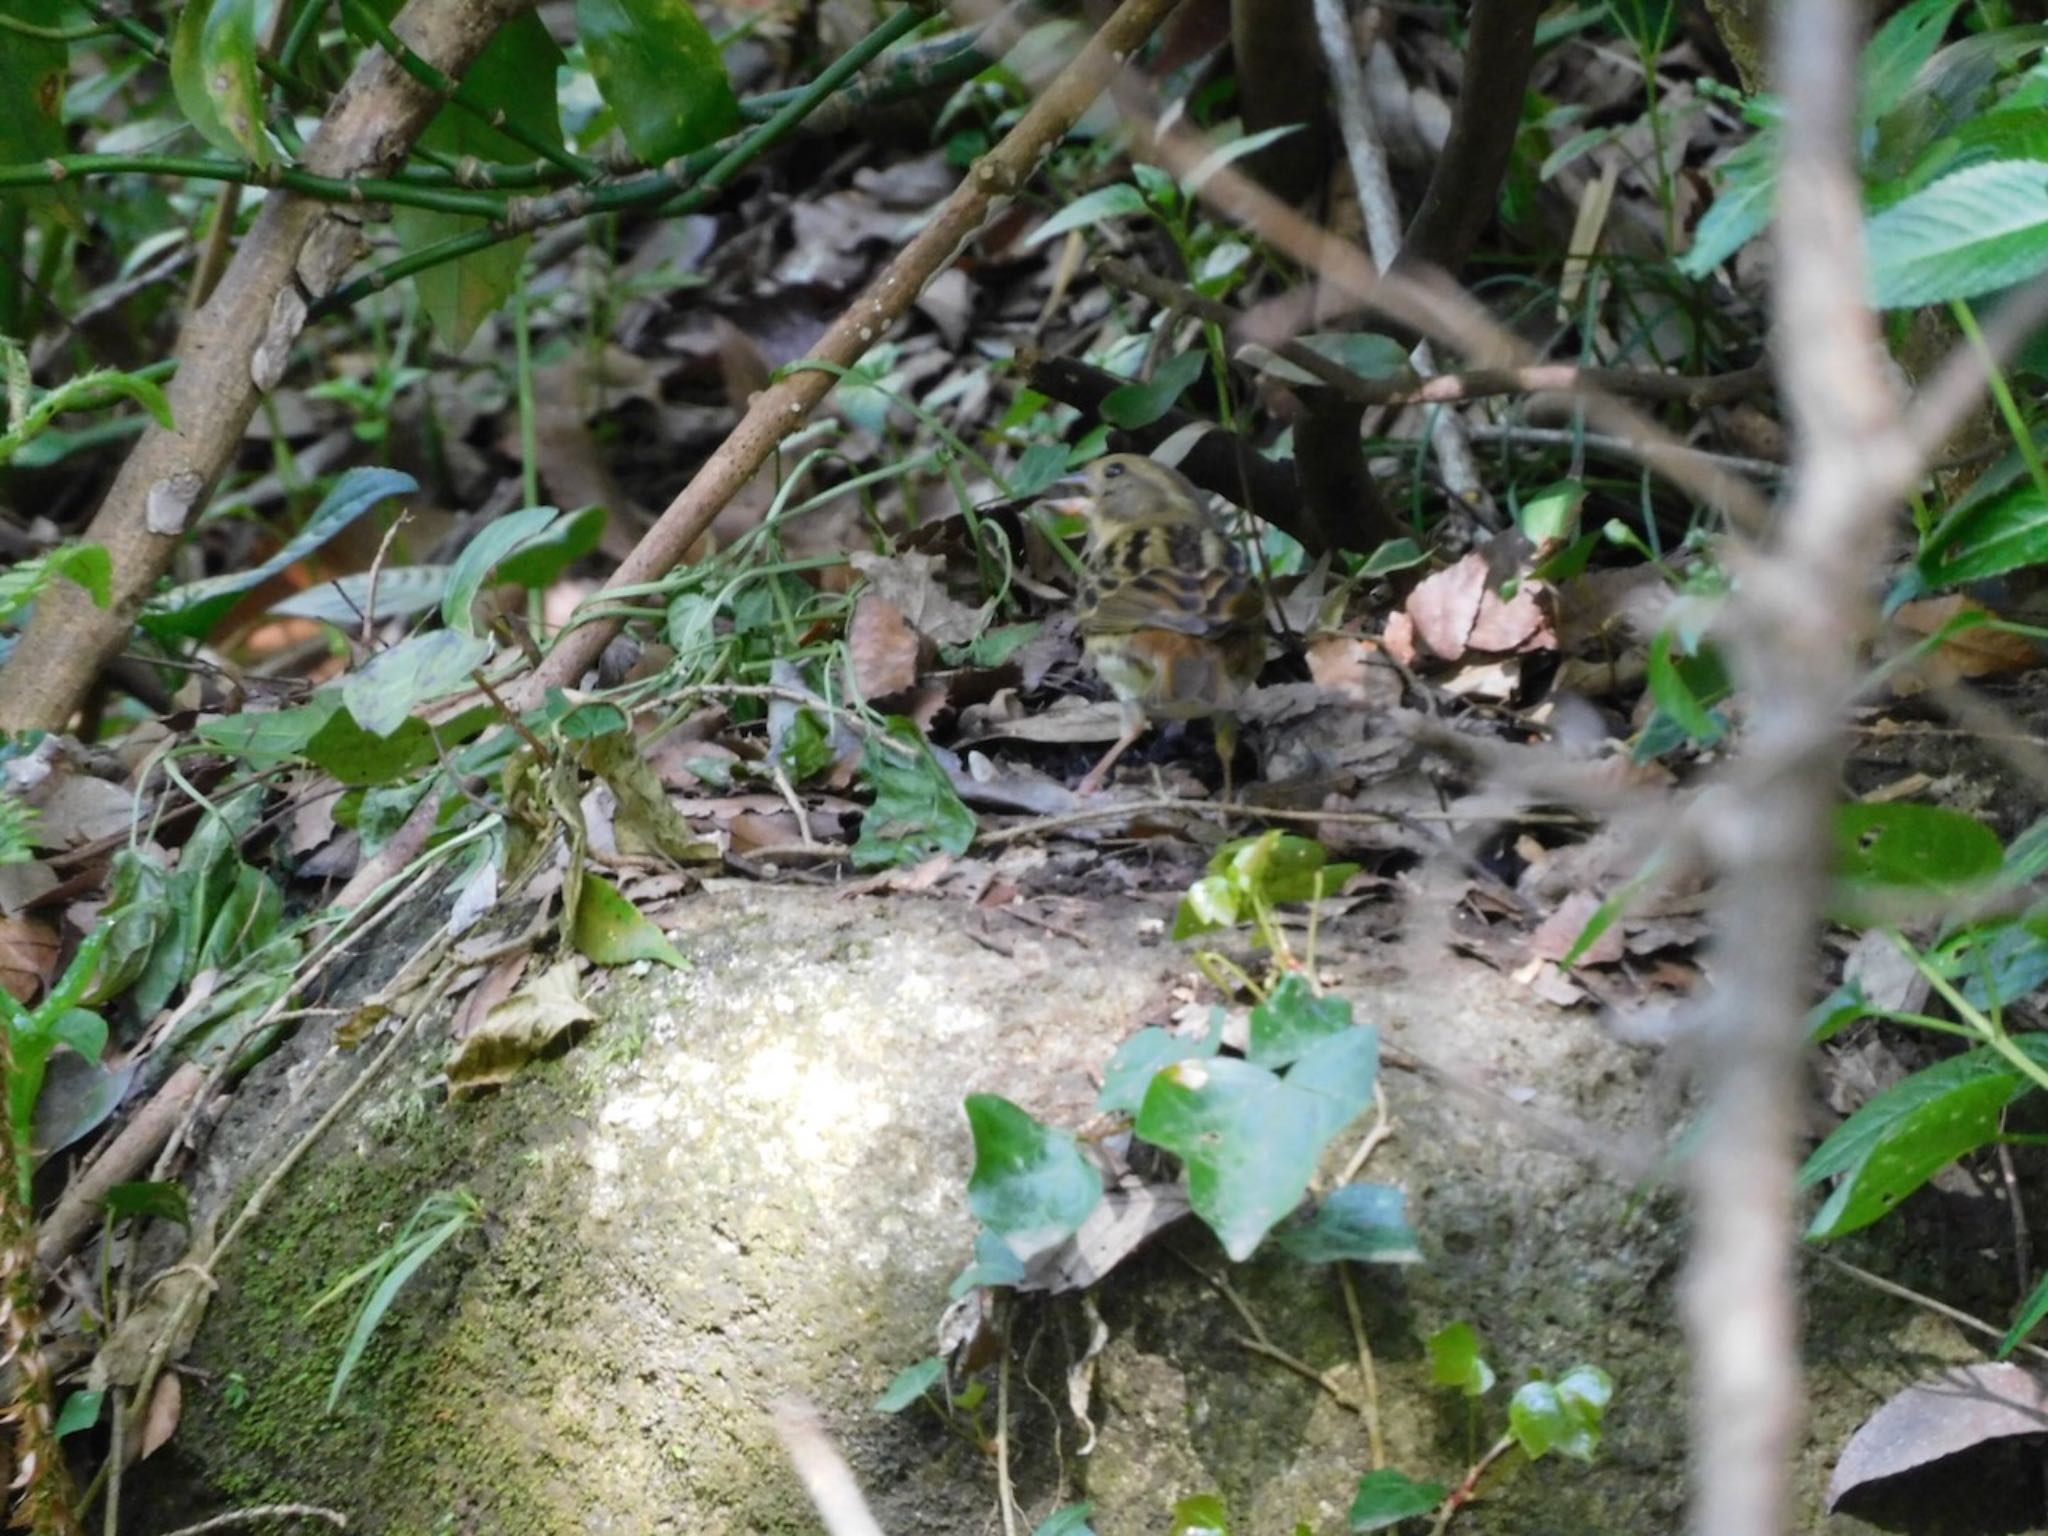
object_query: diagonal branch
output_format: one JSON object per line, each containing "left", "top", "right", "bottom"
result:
{"left": 0, "top": 0, "right": 541, "bottom": 733}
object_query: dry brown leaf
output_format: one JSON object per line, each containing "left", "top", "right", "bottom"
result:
{"left": 846, "top": 551, "right": 988, "bottom": 647}
{"left": 1404, "top": 552, "right": 1557, "bottom": 662}
{"left": 0, "top": 917, "right": 59, "bottom": 1004}
{"left": 139, "top": 1371, "right": 182, "bottom": 1460}
{"left": 445, "top": 960, "right": 595, "bottom": 1100}
{"left": 1305, "top": 634, "right": 1406, "bottom": 707}
{"left": 847, "top": 592, "right": 922, "bottom": 698}
{"left": 1526, "top": 891, "right": 1625, "bottom": 966}
{"left": 1829, "top": 1363, "right": 2048, "bottom": 1509}
{"left": 1892, "top": 595, "right": 2041, "bottom": 684}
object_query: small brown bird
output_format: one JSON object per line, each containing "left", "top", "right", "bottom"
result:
{"left": 1048, "top": 454, "right": 1266, "bottom": 796}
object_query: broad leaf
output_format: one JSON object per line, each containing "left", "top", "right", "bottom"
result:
{"left": 572, "top": 872, "right": 686, "bottom": 969}
{"left": 149, "top": 467, "right": 419, "bottom": 641}
{"left": 852, "top": 721, "right": 976, "bottom": 869}
{"left": 1427, "top": 1321, "right": 1495, "bottom": 1396}
{"left": 172, "top": 0, "right": 279, "bottom": 164}
{"left": 1100, "top": 351, "right": 1206, "bottom": 430}
{"left": 376, "top": 8, "right": 564, "bottom": 344}
{"left": 1349, "top": 1469, "right": 1447, "bottom": 1532}
{"left": 1834, "top": 802, "right": 2002, "bottom": 897}
{"left": 1867, "top": 159, "right": 2048, "bottom": 309}
{"left": 1917, "top": 481, "right": 2048, "bottom": 589}
{"left": 1024, "top": 183, "right": 1149, "bottom": 247}
{"left": 964, "top": 1094, "right": 1102, "bottom": 1260}
{"left": 0, "top": 0, "right": 69, "bottom": 211}
{"left": 1276, "top": 1183, "right": 1421, "bottom": 1265}
{"left": 340, "top": 629, "right": 491, "bottom": 737}
{"left": 1508, "top": 1366, "right": 1613, "bottom": 1462}
{"left": 1801, "top": 1048, "right": 2021, "bottom": 1238}
{"left": 874, "top": 1356, "right": 945, "bottom": 1413}
{"left": 1096, "top": 1012, "right": 1223, "bottom": 1115}
{"left": 443, "top": 504, "right": 565, "bottom": 634}
{"left": 576, "top": 0, "right": 737, "bottom": 162}
{"left": 1247, "top": 974, "right": 1355, "bottom": 1069}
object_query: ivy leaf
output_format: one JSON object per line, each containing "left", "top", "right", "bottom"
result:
{"left": 964, "top": 1094, "right": 1102, "bottom": 1261}
{"left": 874, "top": 1356, "right": 945, "bottom": 1413}
{"left": 1247, "top": 974, "right": 1354, "bottom": 1069}
{"left": 1427, "top": 1321, "right": 1495, "bottom": 1396}
{"left": 1276, "top": 1183, "right": 1420, "bottom": 1266}
{"left": 577, "top": 0, "right": 738, "bottom": 162}
{"left": 1348, "top": 1469, "right": 1447, "bottom": 1532}
{"left": 1508, "top": 1366, "right": 1613, "bottom": 1462}
{"left": 1096, "top": 1011, "right": 1224, "bottom": 1115}
{"left": 853, "top": 721, "right": 976, "bottom": 869}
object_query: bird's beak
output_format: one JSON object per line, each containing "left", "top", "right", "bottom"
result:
{"left": 1037, "top": 472, "right": 1091, "bottom": 520}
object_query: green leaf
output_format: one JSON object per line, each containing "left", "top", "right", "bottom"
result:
{"left": 950, "top": 1228, "right": 1028, "bottom": 1296}
{"left": 0, "top": 0, "right": 70, "bottom": 213}
{"left": 572, "top": 872, "right": 687, "bottom": 969}
{"left": 2001, "top": 1264, "right": 2048, "bottom": 1356}
{"left": 1031, "top": 1505, "right": 1097, "bottom": 1536}
{"left": 1835, "top": 802, "right": 2002, "bottom": 893}
{"left": 1135, "top": 1043, "right": 1371, "bottom": 1261}
{"left": 149, "top": 467, "right": 418, "bottom": 641}
{"left": 1024, "top": 183, "right": 1149, "bottom": 247}
{"left": 1517, "top": 480, "right": 1589, "bottom": 544}
{"left": 1427, "top": 1321, "right": 1495, "bottom": 1396}
{"left": 1867, "top": 160, "right": 2048, "bottom": 309}
{"left": 103, "top": 1180, "right": 192, "bottom": 1227}
{"left": 1508, "top": 1366, "right": 1612, "bottom": 1462}
{"left": 1861, "top": 0, "right": 1969, "bottom": 125}
{"left": 1179, "top": 123, "right": 1304, "bottom": 191}
{"left": 1168, "top": 1494, "right": 1231, "bottom": 1536}
{"left": 306, "top": 701, "right": 493, "bottom": 785}
{"left": 1644, "top": 631, "right": 1729, "bottom": 748}
{"left": 1348, "top": 1469, "right": 1448, "bottom": 1532}
{"left": 494, "top": 505, "right": 606, "bottom": 590}
{"left": 576, "top": 0, "right": 738, "bottom": 162}
{"left": 383, "top": 9, "right": 564, "bottom": 344}
{"left": 1100, "top": 351, "right": 1206, "bottom": 430}
{"left": 874, "top": 1355, "right": 945, "bottom": 1413}
{"left": 172, "top": 0, "right": 279, "bottom": 164}
{"left": 1918, "top": 481, "right": 2048, "bottom": 588}
{"left": 1277, "top": 1183, "right": 1421, "bottom": 1266}
{"left": 1247, "top": 974, "right": 1355, "bottom": 1069}
{"left": 1172, "top": 874, "right": 1242, "bottom": 940}
{"left": 964, "top": 1094, "right": 1102, "bottom": 1258}
{"left": 1359, "top": 538, "right": 1427, "bottom": 578}
{"left": 340, "top": 629, "right": 491, "bottom": 737}
{"left": 1251, "top": 333, "right": 1414, "bottom": 388}
{"left": 54, "top": 1390, "right": 102, "bottom": 1439}
{"left": 1677, "top": 131, "right": 1778, "bottom": 277}
{"left": 271, "top": 565, "right": 452, "bottom": 627}
{"left": 442, "top": 505, "right": 567, "bottom": 634}
{"left": 198, "top": 696, "right": 344, "bottom": 768}
{"left": 1096, "top": 1012, "right": 1224, "bottom": 1116}
{"left": 1801, "top": 1049, "right": 2019, "bottom": 1238}
{"left": 322, "top": 1196, "right": 479, "bottom": 1412}
{"left": 853, "top": 721, "right": 976, "bottom": 869}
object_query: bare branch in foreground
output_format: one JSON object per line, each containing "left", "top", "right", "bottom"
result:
{"left": 1682, "top": 0, "right": 1904, "bottom": 1530}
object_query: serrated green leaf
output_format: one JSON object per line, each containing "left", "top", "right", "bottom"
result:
{"left": 1867, "top": 160, "right": 2048, "bottom": 309}
{"left": 577, "top": 0, "right": 738, "bottom": 162}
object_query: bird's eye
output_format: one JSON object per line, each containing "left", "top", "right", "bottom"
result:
{"left": 1103, "top": 462, "right": 1125, "bottom": 479}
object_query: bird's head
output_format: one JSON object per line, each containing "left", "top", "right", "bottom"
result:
{"left": 1043, "top": 454, "right": 1208, "bottom": 542}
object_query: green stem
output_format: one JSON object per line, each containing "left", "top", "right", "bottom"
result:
{"left": 279, "top": 0, "right": 332, "bottom": 75}
{"left": 319, "top": 3, "right": 943, "bottom": 315}
{"left": 0, "top": 13, "right": 112, "bottom": 41}
{"left": 337, "top": 0, "right": 602, "bottom": 182}
{"left": 0, "top": 153, "right": 514, "bottom": 217}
